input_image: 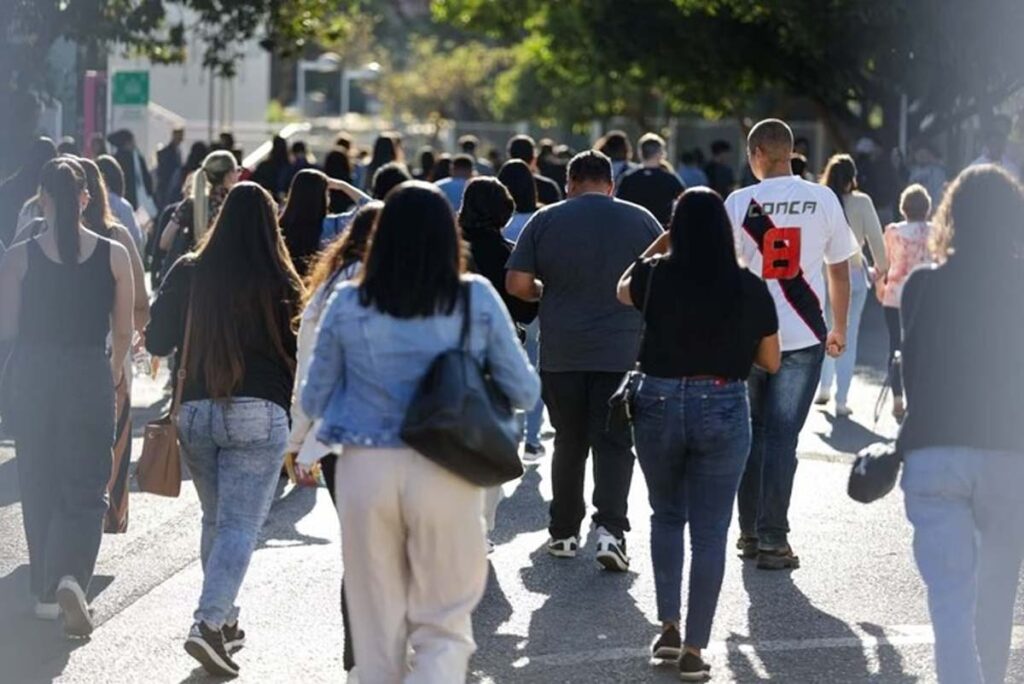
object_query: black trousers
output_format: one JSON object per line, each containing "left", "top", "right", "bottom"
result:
{"left": 883, "top": 306, "right": 904, "bottom": 398}
{"left": 10, "top": 346, "right": 114, "bottom": 599}
{"left": 322, "top": 454, "right": 355, "bottom": 673}
{"left": 541, "top": 371, "right": 635, "bottom": 540}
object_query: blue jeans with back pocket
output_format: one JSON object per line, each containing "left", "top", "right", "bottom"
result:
{"left": 177, "top": 397, "right": 289, "bottom": 628}
{"left": 633, "top": 376, "right": 750, "bottom": 648}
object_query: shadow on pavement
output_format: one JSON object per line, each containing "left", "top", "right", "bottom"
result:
{"left": 0, "top": 456, "right": 19, "bottom": 508}
{"left": 726, "top": 563, "right": 916, "bottom": 682}
{"left": 0, "top": 565, "right": 91, "bottom": 683}
{"left": 258, "top": 480, "right": 330, "bottom": 548}
{"left": 813, "top": 410, "right": 891, "bottom": 456}
{"left": 490, "top": 467, "right": 547, "bottom": 546}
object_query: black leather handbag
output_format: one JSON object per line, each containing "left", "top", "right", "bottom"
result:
{"left": 401, "top": 284, "right": 523, "bottom": 487}
{"left": 847, "top": 353, "right": 905, "bottom": 503}
{"left": 608, "top": 259, "right": 658, "bottom": 428}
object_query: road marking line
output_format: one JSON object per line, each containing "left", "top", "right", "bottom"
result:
{"left": 513, "top": 625, "right": 1024, "bottom": 668}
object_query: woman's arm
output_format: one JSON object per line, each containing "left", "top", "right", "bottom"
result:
{"left": 145, "top": 261, "right": 188, "bottom": 357}
{"left": 617, "top": 233, "right": 671, "bottom": 306}
{"left": 859, "top": 195, "right": 889, "bottom": 275}
{"left": 288, "top": 300, "right": 321, "bottom": 453}
{"left": 0, "top": 245, "right": 28, "bottom": 342}
{"left": 753, "top": 332, "right": 782, "bottom": 374}
{"left": 479, "top": 280, "right": 541, "bottom": 410}
{"left": 109, "top": 242, "right": 136, "bottom": 385}
{"left": 326, "top": 178, "right": 372, "bottom": 204}
{"left": 300, "top": 292, "right": 346, "bottom": 420}
{"left": 110, "top": 224, "right": 151, "bottom": 331}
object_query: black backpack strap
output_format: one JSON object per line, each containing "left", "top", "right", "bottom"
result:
{"left": 459, "top": 281, "right": 472, "bottom": 350}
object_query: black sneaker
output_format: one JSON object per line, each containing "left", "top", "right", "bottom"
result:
{"left": 222, "top": 621, "right": 246, "bottom": 653}
{"left": 737, "top": 535, "right": 759, "bottom": 560}
{"left": 678, "top": 651, "right": 711, "bottom": 681}
{"left": 757, "top": 544, "right": 801, "bottom": 570}
{"left": 651, "top": 625, "right": 682, "bottom": 661}
{"left": 547, "top": 536, "right": 579, "bottom": 558}
{"left": 185, "top": 622, "right": 240, "bottom": 677}
{"left": 595, "top": 527, "right": 630, "bottom": 572}
{"left": 523, "top": 443, "right": 546, "bottom": 463}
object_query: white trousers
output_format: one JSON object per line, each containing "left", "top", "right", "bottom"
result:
{"left": 336, "top": 447, "right": 488, "bottom": 684}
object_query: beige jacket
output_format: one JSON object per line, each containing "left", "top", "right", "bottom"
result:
{"left": 842, "top": 191, "right": 889, "bottom": 274}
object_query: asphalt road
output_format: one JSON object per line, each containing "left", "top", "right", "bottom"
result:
{"left": 3, "top": 300, "right": 1023, "bottom": 683}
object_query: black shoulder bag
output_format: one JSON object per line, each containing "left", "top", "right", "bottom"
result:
{"left": 607, "top": 259, "right": 658, "bottom": 429}
{"left": 401, "top": 284, "right": 524, "bottom": 487}
{"left": 848, "top": 352, "right": 904, "bottom": 503}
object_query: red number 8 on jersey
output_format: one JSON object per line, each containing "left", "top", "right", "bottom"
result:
{"left": 762, "top": 227, "right": 802, "bottom": 280}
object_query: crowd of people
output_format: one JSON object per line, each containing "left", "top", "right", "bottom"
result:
{"left": 1, "top": 113, "right": 1022, "bottom": 684}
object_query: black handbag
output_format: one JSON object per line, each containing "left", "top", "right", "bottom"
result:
{"left": 608, "top": 259, "right": 658, "bottom": 427}
{"left": 847, "top": 353, "right": 905, "bottom": 503}
{"left": 400, "top": 284, "right": 523, "bottom": 487}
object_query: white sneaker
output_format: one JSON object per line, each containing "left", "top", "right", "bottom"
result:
{"left": 547, "top": 536, "right": 579, "bottom": 558}
{"left": 835, "top": 403, "right": 853, "bottom": 417}
{"left": 56, "top": 576, "right": 94, "bottom": 637}
{"left": 595, "top": 527, "right": 630, "bottom": 572}
{"left": 34, "top": 601, "right": 60, "bottom": 621}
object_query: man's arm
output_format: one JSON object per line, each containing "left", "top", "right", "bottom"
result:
{"left": 825, "top": 260, "right": 851, "bottom": 358}
{"left": 506, "top": 270, "right": 543, "bottom": 302}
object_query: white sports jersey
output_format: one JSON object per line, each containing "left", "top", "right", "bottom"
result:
{"left": 725, "top": 176, "right": 859, "bottom": 352}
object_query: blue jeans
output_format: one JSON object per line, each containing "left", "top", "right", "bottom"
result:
{"left": 819, "top": 276, "right": 868, "bottom": 405}
{"left": 178, "top": 398, "right": 289, "bottom": 628}
{"left": 903, "top": 447, "right": 1024, "bottom": 684}
{"left": 633, "top": 376, "right": 750, "bottom": 648}
{"left": 523, "top": 319, "right": 544, "bottom": 446}
{"left": 737, "top": 344, "right": 824, "bottom": 547}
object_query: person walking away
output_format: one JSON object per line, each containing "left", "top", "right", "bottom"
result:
{"left": 704, "top": 140, "right": 737, "bottom": 198}
{"left": 459, "top": 177, "right": 539, "bottom": 547}
{"left": 289, "top": 201, "right": 382, "bottom": 680}
{"left": 414, "top": 146, "right": 436, "bottom": 182}
{"left": 878, "top": 184, "right": 933, "bottom": 421}
{"left": 96, "top": 155, "right": 145, "bottom": 250}
{"left": 250, "top": 136, "right": 288, "bottom": 199}
{"left": 724, "top": 119, "right": 857, "bottom": 570}
{"left": 499, "top": 160, "right": 548, "bottom": 459}
{"left": 436, "top": 155, "right": 475, "bottom": 210}
{"left": 158, "top": 151, "right": 239, "bottom": 277}
{"left": 323, "top": 147, "right": 356, "bottom": 213}
{"left": 278, "top": 140, "right": 314, "bottom": 196}
{"left": 507, "top": 135, "right": 563, "bottom": 205}
{"left": 677, "top": 149, "right": 709, "bottom": 189}
{"left": 156, "top": 127, "right": 185, "bottom": 211}
{"left": 616, "top": 188, "right": 780, "bottom": 679}
{"left": 319, "top": 162, "right": 408, "bottom": 247}
{"left": 302, "top": 181, "right": 539, "bottom": 683}
{"left": 0, "top": 137, "right": 57, "bottom": 246}
{"left": 616, "top": 133, "right": 686, "bottom": 226}
{"left": 507, "top": 150, "right": 663, "bottom": 569}
{"left": 459, "top": 134, "right": 494, "bottom": 175}
{"left": 145, "top": 182, "right": 303, "bottom": 677}
{"left": 597, "top": 130, "right": 637, "bottom": 189}
{"left": 77, "top": 158, "right": 152, "bottom": 533}
{"left": 107, "top": 129, "right": 156, "bottom": 221}
{"left": 362, "top": 133, "right": 405, "bottom": 192}
{"left": 815, "top": 154, "right": 889, "bottom": 416}
{"left": 279, "top": 169, "right": 370, "bottom": 279}
{"left": 899, "top": 165, "right": 1024, "bottom": 684}
{"left": 0, "top": 157, "right": 134, "bottom": 636}
{"left": 908, "top": 144, "right": 947, "bottom": 214}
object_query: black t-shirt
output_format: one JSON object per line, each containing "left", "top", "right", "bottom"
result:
{"left": 534, "top": 173, "right": 563, "bottom": 205}
{"left": 616, "top": 166, "right": 685, "bottom": 225}
{"left": 629, "top": 257, "right": 777, "bottom": 379}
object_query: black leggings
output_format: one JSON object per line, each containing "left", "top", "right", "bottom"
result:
{"left": 884, "top": 306, "right": 904, "bottom": 398}
{"left": 322, "top": 454, "right": 355, "bottom": 672}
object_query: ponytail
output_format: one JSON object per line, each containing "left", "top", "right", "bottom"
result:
{"left": 193, "top": 150, "right": 238, "bottom": 242}
{"left": 39, "top": 158, "right": 86, "bottom": 264}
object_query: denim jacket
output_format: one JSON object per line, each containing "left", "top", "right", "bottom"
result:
{"left": 301, "top": 274, "right": 541, "bottom": 449}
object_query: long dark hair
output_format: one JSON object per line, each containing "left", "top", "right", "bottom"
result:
{"left": 359, "top": 181, "right": 464, "bottom": 318}
{"left": 821, "top": 154, "right": 857, "bottom": 209}
{"left": 430, "top": 154, "right": 452, "bottom": 182}
{"left": 497, "top": 159, "right": 538, "bottom": 212}
{"left": 38, "top": 158, "right": 86, "bottom": 264}
{"left": 323, "top": 148, "right": 352, "bottom": 182}
{"left": 664, "top": 187, "right": 742, "bottom": 315}
{"left": 280, "top": 169, "right": 329, "bottom": 265}
{"left": 458, "top": 177, "right": 514, "bottom": 239}
{"left": 188, "top": 182, "right": 304, "bottom": 399}
{"left": 932, "top": 165, "right": 1024, "bottom": 268}
{"left": 304, "top": 201, "right": 383, "bottom": 307}
{"left": 268, "top": 136, "right": 288, "bottom": 168}
{"left": 366, "top": 133, "right": 401, "bottom": 187}
{"left": 96, "top": 155, "right": 125, "bottom": 197}
{"left": 77, "top": 157, "right": 116, "bottom": 234}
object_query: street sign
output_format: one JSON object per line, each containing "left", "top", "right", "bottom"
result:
{"left": 111, "top": 71, "right": 150, "bottom": 106}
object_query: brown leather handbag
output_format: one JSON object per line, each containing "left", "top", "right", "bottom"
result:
{"left": 136, "top": 299, "right": 193, "bottom": 497}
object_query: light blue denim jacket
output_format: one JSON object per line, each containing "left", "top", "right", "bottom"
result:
{"left": 301, "top": 274, "right": 541, "bottom": 449}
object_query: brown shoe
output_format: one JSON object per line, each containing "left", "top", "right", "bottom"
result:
{"left": 757, "top": 545, "right": 800, "bottom": 570}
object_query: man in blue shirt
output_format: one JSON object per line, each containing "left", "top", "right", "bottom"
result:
{"left": 436, "top": 154, "right": 475, "bottom": 210}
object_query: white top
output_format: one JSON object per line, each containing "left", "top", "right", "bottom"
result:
{"left": 725, "top": 175, "right": 859, "bottom": 351}
{"left": 841, "top": 191, "right": 888, "bottom": 274}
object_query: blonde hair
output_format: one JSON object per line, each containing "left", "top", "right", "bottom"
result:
{"left": 900, "top": 183, "right": 932, "bottom": 222}
{"left": 192, "top": 150, "right": 238, "bottom": 241}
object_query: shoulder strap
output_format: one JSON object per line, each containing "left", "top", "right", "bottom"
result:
{"left": 459, "top": 281, "right": 472, "bottom": 351}
{"left": 633, "top": 259, "right": 658, "bottom": 369}
{"left": 170, "top": 286, "right": 194, "bottom": 417}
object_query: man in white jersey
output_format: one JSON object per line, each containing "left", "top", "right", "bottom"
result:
{"left": 724, "top": 119, "right": 858, "bottom": 570}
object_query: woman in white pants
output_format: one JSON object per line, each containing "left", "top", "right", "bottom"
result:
{"left": 301, "top": 181, "right": 540, "bottom": 683}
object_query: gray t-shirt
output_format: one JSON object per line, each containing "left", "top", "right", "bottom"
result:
{"left": 507, "top": 193, "right": 663, "bottom": 372}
